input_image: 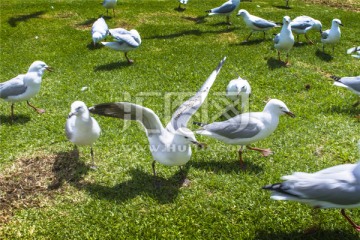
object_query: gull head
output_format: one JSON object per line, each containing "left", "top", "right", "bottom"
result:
{"left": 332, "top": 19, "right": 343, "bottom": 27}
{"left": 283, "top": 16, "right": 291, "bottom": 25}
{"left": 176, "top": 127, "right": 207, "bottom": 149}
{"left": 264, "top": 99, "right": 295, "bottom": 118}
{"left": 68, "top": 101, "right": 88, "bottom": 118}
{"left": 236, "top": 9, "right": 248, "bottom": 17}
{"left": 28, "top": 61, "right": 53, "bottom": 74}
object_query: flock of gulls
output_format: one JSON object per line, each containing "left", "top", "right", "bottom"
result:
{"left": 1, "top": 0, "right": 360, "bottom": 233}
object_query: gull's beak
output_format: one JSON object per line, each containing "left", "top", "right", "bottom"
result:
{"left": 191, "top": 141, "right": 207, "bottom": 149}
{"left": 68, "top": 112, "right": 75, "bottom": 119}
{"left": 285, "top": 111, "right": 295, "bottom": 118}
{"left": 46, "top": 66, "right": 54, "bottom": 72}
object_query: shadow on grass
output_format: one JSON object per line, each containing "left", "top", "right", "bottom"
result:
{"left": 77, "top": 165, "right": 190, "bottom": 204}
{"left": 272, "top": 5, "right": 291, "bottom": 10}
{"left": 315, "top": 49, "right": 333, "bottom": 62}
{"left": 87, "top": 42, "right": 105, "bottom": 50}
{"left": 255, "top": 228, "right": 359, "bottom": 240}
{"left": 238, "top": 39, "right": 265, "bottom": 46}
{"left": 191, "top": 159, "right": 263, "bottom": 174}
{"left": 94, "top": 61, "right": 131, "bottom": 71}
{"left": 8, "top": 11, "right": 46, "bottom": 27}
{"left": 267, "top": 57, "right": 287, "bottom": 69}
{"left": 322, "top": 104, "right": 359, "bottom": 117}
{"left": 0, "top": 114, "right": 31, "bottom": 125}
{"left": 174, "top": 7, "right": 186, "bottom": 12}
{"left": 294, "top": 41, "right": 310, "bottom": 48}
{"left": 145, "top": 27, "right": 234, "bottom": 40}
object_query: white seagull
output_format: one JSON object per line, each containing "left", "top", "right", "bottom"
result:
{"left": 274, "top": 16, "right": 295, "bottom": 65}
{"left": 331, "top": 75, "right": 360, "bottom": 107}
{"left": 102, "top": 28, "right": 141, "bottom": 64}
{"left": 347, "top": 46, "right": 360, "bottom": 59}
{"left": 65, "top": 101, "right": 101, "bottom": 169}
{"left": 226, "top": 76, "right": 251, "bottom": 112}
{"left": 290, "top": 16, "right": 322, "bottom": 44}
{"left": 194, "top": 99, "right": 295, "bottom": 168}
{"left": 0, "top": 61, "right": 52, "bottom": 121}
{"left": 321, "top": 19, "right": 343, "bottom": 53}
{"left": 205, "top": 0, "right": 241, "bottom": 25}
{"left": 89, "top": 57, "right": 226, "bottom": 177}
{"left": 102, "top": 0, "right": 117, "bottom": 17}
{"left": 236, "top": 9, "right": 279, "bottom": 42}
{"left": 91, "top": 17, "right": 109, "bottom": 46}
{"left": 263, "top": 159, "right": 360, "bottom": 232}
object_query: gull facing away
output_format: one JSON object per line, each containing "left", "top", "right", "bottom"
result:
{"left": 0, "top": 61, "right": 52, "bottom": 121}
{"left": 102, "top": 28, "right": 141, "bottom": 64}
{"left": 226, "top": 76, "right": 251, "bottom": 112}
{"left": 236, "top": 9, "right": 279, "bottom": 42}
{"left": 263, "top": 159, "right": 360, "bottom": 232}
{"left": 331, "top": 75, "right": 360, "bottom": 107}
{"left": 347, "top": 46, "right": 360, "bottom": 59}
{"left": 290, "top": 16, "right": 322, "bottom": 44}
{"left": 321, "top": 19, "right": 343, "bottom": 53}
{"left": 205, "top": 0, "right": 241, "bottom": 25}
{"left": 102, "top": 0, "right": 117, "bottom": 17}
{"left": 89, "top": 57, "right": 226, "bottom": 177}
{"left": 194, "top": 99, "right": 295, "bottom": 168}
{"left": 91, "top": 17, "right": 109, "bottom": 46}
{"left": 274, "top": 16, "right": 295, "bottom": 65}
{"left": 65, "top": 101, "right": 101, "bottom": 169}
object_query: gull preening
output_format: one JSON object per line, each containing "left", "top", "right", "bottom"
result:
{"left": 0, "top": 61, "right": 52, "bottom": 121}
{"left": 226, "top": 76, "right": 251, "bottom": 112}
{"left": 331, "top": 75, "right": 360, "bottom": 107}
{"left": 194, "top": 99, "right": 295, "bottom": 168}
{"left": 102, "top": 0, "right": 117, "bottom": 17}
{"left": 102, "top": 28, "right": 141, "bottom": 64}
{"left": 205, "top": 0, "right": 241, "bottom": 25}
{"left": 89, "top": 57, "right": 226, "bottom": 177}
{"left": 274, "top": 16, "right": 295, "bottom": 65}
{"left": 347, "top": 46, "right": 360, "bottom": 59}
{"left": 91, "top": 17, "right": 109, "bottom": 46}
{"left": 263, "top": 158, "right": 360, "bottom": 232}
{"left": 321, "top": 19, "right": 343, "bottom": 53}
{"left": 290, "top": 16, "right": 322, "bottom": 44}
{"left": 65, "top": 101, "right": 101, "bottom": 169}
{"left": 236, "top": 9, "right": 278, "bottom": 42}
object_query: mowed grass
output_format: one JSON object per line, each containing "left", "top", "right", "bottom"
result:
{"left": 0, "top": 0, "right": 359, "bottom": 239}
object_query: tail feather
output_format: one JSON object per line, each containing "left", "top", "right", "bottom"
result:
{"left": 193, "top": 121, "right": 206, "bottom": 127}
{"left": 330, "top": 75, "right": 341, "bottom": 82}
{"left": 262, "top": 183, "right": 301, "bottom": 198}
{"left": 205, "top": 9, "right": 211, "bottom": 13}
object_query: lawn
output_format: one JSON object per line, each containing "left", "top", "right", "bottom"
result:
{"left": 0, "top": 0, "right": 359, "bottom": 239}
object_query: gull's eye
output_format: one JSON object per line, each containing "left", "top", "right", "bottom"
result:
{"left": 184, "top": 136, "right": 188, "bottom": 139}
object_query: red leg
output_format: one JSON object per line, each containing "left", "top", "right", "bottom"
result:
{"left": 246, "top": 146, "right": 272, "bottom": 157}
{"left": 238, "top": 146, "right": 246, "bottom": 169}
{"left": 27, "top": 101, "right": 45, "bottom": 114}
{"left": 341, "top": 209, "right": 360, "bottom": 231}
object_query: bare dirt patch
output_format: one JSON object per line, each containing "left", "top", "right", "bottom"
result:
{"left": 301, "top": 0, "right": 360, "bottom": 12}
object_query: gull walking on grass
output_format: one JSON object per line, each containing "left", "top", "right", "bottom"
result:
{"left": 331, "top": 75, "right": 360, "bottom": 107}
{"left": 274, "top": 16, "right": 294, "bottom": 65}
{"left": 65, "top": 101, "right": 101, "bottom": 169}
{"left": 194, "top": 99, "right": 295, "bottom": 169}
{"left": 89, "top": 57, "right": 226, "bottom": 178}
{"left": 321, "top": 19, "right": 343, "bottom": 54}
{"left": 92, "top": 17, "right": 109, "bottom": 46}
{"left": 102, "top": 0, "right": 117, "bottom": 17}
{"left": 290, "top": 16, "right": 322, "bottom": 44}
{"left": 0, "top": 61, "right": 52, "bottom": 121}
{"left": 205, "top": 0, "right": 241, "bottom": 25}
{"left": 226, "top": 76, "right": 251, "bottom": 112}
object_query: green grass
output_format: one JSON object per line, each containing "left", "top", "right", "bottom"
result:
{"left": 1, "top": 0, "right": 359, "bottom": 239}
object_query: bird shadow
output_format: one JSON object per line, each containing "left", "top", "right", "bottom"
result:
{"left": 0, "top": 114, "right": 31, "bottom": 125}
{"left": 191, "top": 158, "right": 263, "bottom": 174}
{"left": 174, "top": 7, "right": 186, "bottom": 12}
{"left": 273, "top": 5, "right": 292, "bottom": 10}
{"left": 8, "top": 11, "right": 46, "bottom": 27}
{"left": 322, "top": 104, "right": 359, "bottom": 117}
{"left": 255, "top": 228, "right": 360, "bottom": 240}
{"left": 267, "top": 57, "right": 287, "bottom": 69}
{"left": 76, "top": 165, "right": 191, "bottom": 204}
{"left": 47, "top": 148, "right": 91, "bottom": 190}
{"left": 87, "top": 42, "right": 105, "bottom": 50}
{"left": 94, "top": 61, "right": 131, "bottom": 71}
{"left": 294, "top": 42, "right": 310, "bottom": 47}
{"left": 145, "top": 28, "right": 234, "bottom": 40}
{"left": 315, "top": 49, "right": 333, "bottom": 62}
{"left": 238, "top": 39, "right": 265, "bottom": 46}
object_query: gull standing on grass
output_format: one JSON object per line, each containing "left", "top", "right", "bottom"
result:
{"left": 321, "top": 19, "right": 343, "bottom": 53}
{"left": 91, "top": 17, "right": 109, "bottom": 46}
{"left": 205, "top": 0, "right": 241, "bottom": 25}
{"left": 0, "top": 61, "right": 52, "bottom": 121}
{"left": 236, "top": 9, "right": 279, "bottom": 42}
{"left": 102, "top": 0, "right": 117, "bottom": 17}
{"left": 102, "top": 28, "right": 141, "bottom": 64}
{"left": 290, "top": 16, "right": 322, "bottom": 44}
{"left": 263, "top": 154, "right": 360, "bottom": 232}
{"left": 274, "top": 16, "right": 294, "bottom": 65}
{"left": 331, "top": 75, "right": 360, "bottom": 107}
{"left": 226, "top": 76, "right": 251, "bottom": 112}
{"left": 89, "top": 57, "right": 226, "bottom": 178}
{"left": 347, "top": 46, "right": 360, "bottom": 59}
{"left": 194, "top": 99, "right": 295, "bottom": 169}
{"left": 65, "top": 101, "right": 101, "bottom": 169}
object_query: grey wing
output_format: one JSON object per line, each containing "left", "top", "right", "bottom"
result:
{"left": 203, "top": 116, "right": 262, "bottom": 139}
{"left": 109, "top": 28, "right": 130, "bottom": 38}
{"left": 113, "top": 34, "right": 140, "bottom": 47}
{"left": 291, "top": 22, "right": 312, "bottom": 31}
{"left": 211, "top": 2, "right": 236, "bottom": 14}
{"left": 0, "top": 75, "right": 27, "bottom": 99}
{"left": 253, "top": 19, "right": 276, "bottom": 29}
{"left": 273, "top": 34, "right": 280, "bottom": 44}
{"left": 166, "top": 57, "right": 226, "bottom": 131}
{"left": 339, "top": 76, "right": 360, "bottom": 92}
{"left": 89, "top": 102, "right": 164, "bottom": 135}
{"left": 321, "top": 30, "right": 329, "bottom": 40}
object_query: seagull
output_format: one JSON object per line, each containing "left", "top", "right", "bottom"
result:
{"left": 91, "top": 17, "right": 109, "bottom": 46}
{"left": 205, "top": 0, "right": 241, "bottom": 25}
{"left": 0, "top": 61, "right": 52, "bottom": 121}
{"left": 263, "top": 159, "right": 360, "bottom": 232}
{"left": 178, "top": 0, "right": 188, "bottom": 10}
{"left": 226, "top": 76, "right": 251, "bottom": 112}
{"left": 274, "top": 16, "right": 295, "bottom": 65}
{"left": 331, "top": 75, "right": 360, "bottom": 107}
{"left": 290, "top": 16, "right": 322, "bottom": 44}
{"left": 102, "top": 28, "right": 141, "bottom": 64}
{"left": 89, "top": 57, "right": 226, "bottom": 177}
{"left": 321, "top": 19, "right": 343, "bottom": 53}
{"left": 347, "top": 46, "right": 360, "bottom": 59}
{"left": 236, "top": 9, "right": 279, "bottom": 42}
{"left": 102, "top": 0, "right": 117, "bottom": 17}
{"left": 194, "top": 99, "right": 295, "bottom": 168}
{"left": 65, "top": 101, "right": 101, "bottom": 169}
